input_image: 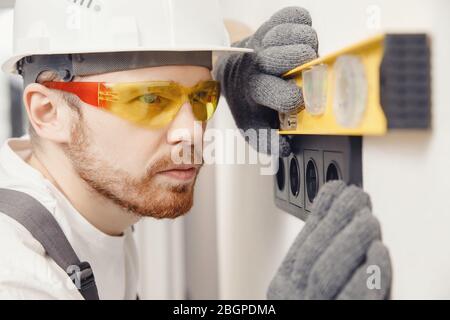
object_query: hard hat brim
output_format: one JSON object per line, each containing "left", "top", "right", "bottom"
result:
{"left": 1, "top": 46, "right": 254, "bottom": 75}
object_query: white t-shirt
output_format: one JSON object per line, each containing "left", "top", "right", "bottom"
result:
{"left": 0, "top": 137, "right": 139, "bottom": 300}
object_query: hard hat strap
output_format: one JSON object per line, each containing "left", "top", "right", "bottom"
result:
{"left": 18, "top": 51, "right": 213, "bottom": 86}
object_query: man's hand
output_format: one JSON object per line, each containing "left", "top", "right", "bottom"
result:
{"left": 214, "top": 7, "right": 318, "bottom": 157}
{"left": 267, "top": 181, "right": 393, "bottom": 300}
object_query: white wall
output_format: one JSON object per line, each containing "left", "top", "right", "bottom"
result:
{"left": 214, "top": 98, "right": 304, "bottom": 300}
{"left": 217, "top": 0, "right": 450, "bottom": 299}
{"left": 362, "top": 1, "right": 450, "bottom": 298}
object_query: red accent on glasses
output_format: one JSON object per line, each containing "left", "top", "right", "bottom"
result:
{"left": 43, "top": 82, "right": 101, "bottom": 107}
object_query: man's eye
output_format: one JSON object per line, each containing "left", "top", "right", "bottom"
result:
{"left": 196, "top": 91, "right": 208, "bottom": 98}
{"left": 139, "top": 94, "right": 161, "bottom": 104}
{"left": 193, "top": 91, "right": 211, "bottom": 102}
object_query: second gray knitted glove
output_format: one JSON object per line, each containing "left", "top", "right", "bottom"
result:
{"left": 213, "top": 7, "right": 318, "bottom": 157}
{"left": 267, "top": 181, "right": 392, "bottom": 300}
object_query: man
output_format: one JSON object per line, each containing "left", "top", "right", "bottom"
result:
{"left": 0, "top": 0, "right": 391, "bottom": 299}
{"left": 0, "top": 0, "right": 251, "bottom": 299}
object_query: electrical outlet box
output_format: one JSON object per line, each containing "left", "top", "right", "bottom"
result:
{"left": 274, "top": 136, "right": 362, "bottom": 221}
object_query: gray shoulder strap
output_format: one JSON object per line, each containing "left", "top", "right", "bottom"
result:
{"left": 0, "top": 188, "right": 99, "bottom": 300}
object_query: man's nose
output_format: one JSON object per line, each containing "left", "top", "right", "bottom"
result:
{"left": 166, "top": 102, "right": 203, "bottom": 146}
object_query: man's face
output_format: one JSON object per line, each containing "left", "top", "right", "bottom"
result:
{"left": 63, "top": 65, "right": 211, "bottom": 219}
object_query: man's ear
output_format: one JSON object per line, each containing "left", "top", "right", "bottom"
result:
{"left": 23, "top": 83, "right": 74, "bottom": 143}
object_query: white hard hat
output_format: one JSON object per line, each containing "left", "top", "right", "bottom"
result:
{"left": 1, "top": 0, "right": 253, "bottom": 74}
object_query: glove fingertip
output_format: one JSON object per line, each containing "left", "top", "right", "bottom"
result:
{"left": 270, "top": 6, "right": 312, "bottom": 26}
{"left": 262, "top": 23, "right": 319, "bottom": 53}
{"left": 338, "top": 185, "right": 373, "bottom": 213}
{"left": 309, "top": 180, "right": 348, "bottom": 219}
{"left": 256, "top": 44, "right": 318, "bottom": 76}
{"left": 249, "top": 73, "right": 304, "bottom": 114}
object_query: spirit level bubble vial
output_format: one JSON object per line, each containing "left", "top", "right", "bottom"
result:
{"left": 279, "top": 34, "right": 431, "bottom": 136}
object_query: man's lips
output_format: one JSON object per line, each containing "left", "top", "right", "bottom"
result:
{"left": 157, "top": 165, "right": 199, "bottom": 181}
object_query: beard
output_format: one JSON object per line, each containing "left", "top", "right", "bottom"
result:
{"left": 62, "top": 120, "right": 200, "bottom": 219}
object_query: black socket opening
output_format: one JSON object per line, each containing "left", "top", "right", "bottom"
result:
{"left": 276, "top": 158, "right": 285, "bottom": 191}
{"left": 326, "top": 162, "right": 341, "bottom": 182}
{"left": 306, "top": 159, "right": 319, "bottom": 202}
{"left": 289, "top": 157, "right": 300, "bottom": 197}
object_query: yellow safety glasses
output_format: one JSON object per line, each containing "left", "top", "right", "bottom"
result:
{"left": 43, "top": 80, "right": 221, "bottom": 129}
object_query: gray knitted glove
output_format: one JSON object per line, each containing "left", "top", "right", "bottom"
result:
{"left": 267, "top": 181, "right": 392, "bottom": 300}
{"left": 213, "top": 7, "right": 318, "bottom": 157}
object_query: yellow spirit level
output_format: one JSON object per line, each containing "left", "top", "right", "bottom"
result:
{"left": 279, "top": 34, "right": 431, "bottom": 136}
